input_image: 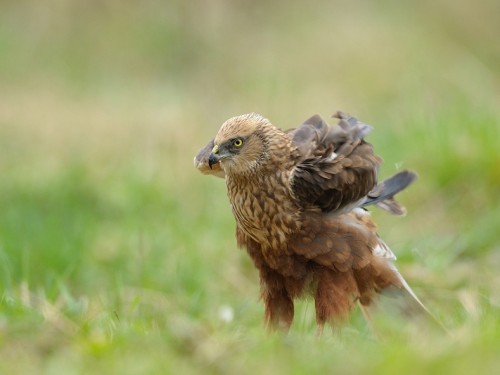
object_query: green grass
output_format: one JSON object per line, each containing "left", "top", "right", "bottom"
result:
{"left": 1, "top": 0, "right": 500, "bottom": 374}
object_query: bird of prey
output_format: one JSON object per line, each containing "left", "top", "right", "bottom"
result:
{"left": 194, "top": 111, "right": 425, "bottom": 331}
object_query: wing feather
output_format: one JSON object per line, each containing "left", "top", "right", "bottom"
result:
{"left": 290, "top": 112, "right": 381, "bottom": 213}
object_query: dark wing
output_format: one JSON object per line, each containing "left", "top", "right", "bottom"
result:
{"left": 194, "top": 138, "right": 225, "bottom": 178}
{"left": 290, "top": 111, "right": 382, "bottom": 213}
{"left": 362, "top": 170, "right": 417, "bottom": 215}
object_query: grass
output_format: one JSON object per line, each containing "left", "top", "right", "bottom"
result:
{"left": 1, "top": 0, "right": 500, "bottom": 374}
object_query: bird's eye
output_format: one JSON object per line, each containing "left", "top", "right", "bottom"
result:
{"left": 232, "top": 138, "right": 243, "bottom": 147}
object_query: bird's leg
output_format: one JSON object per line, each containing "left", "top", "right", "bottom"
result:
{"left": 314, "top": 267, "right": 353, "bottom": 327}
{"left": 263, "top": 288, "right": 294, "bottom": 331}
{"left": 260, "top": 269, "right": 294, "bottom": 331}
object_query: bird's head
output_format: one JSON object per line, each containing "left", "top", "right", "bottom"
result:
{"left": 209, "top": 113, "right": 274, "bottom": 176}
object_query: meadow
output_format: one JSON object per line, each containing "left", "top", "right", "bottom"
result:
{"left": 1, "top": 1, "right": 499, "bottom": 373}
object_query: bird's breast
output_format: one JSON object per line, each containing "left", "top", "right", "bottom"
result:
{"left": 226, "top": 173, "right": 300, "bottom": 249}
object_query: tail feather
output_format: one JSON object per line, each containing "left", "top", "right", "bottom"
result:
{"left": 365, "top": 262, "right": 448, "bottom": 335}
{"left": 385, "top": 262, "right": 432, "bottom": 317}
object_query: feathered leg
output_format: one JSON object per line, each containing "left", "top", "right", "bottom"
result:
{"left": 313, "top": 266, "right": 357, "bottom": 329}
{"left": 260, "top": 267, "right": 294, "bottom": 331}
{"left": 243, "top": 236, "right": 295, "bottom": 330}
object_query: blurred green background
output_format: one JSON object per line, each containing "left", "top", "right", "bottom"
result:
{"left": 1, "top": 0, "right": 499, "bottom": 373}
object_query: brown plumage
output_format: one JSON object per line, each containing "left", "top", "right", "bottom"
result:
{"left": 194, "top": 111, "right": 424, "bottom": 331}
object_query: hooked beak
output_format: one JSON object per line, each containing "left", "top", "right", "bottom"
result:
{"left": 208, "top": 144, "right": 221, "bottom": 169}
{"left": 208, "top": 153, "right": 221, "bottom": 169}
